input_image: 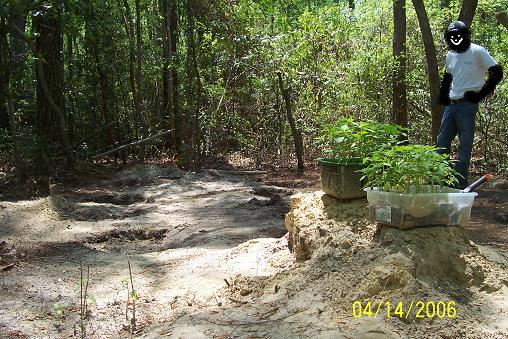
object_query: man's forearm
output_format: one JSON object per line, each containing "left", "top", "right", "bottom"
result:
{"left": 464, "top": 64, "right": 503, "bottom": 103}
{"left": 480, "top": 64, "right": 503, "bottom": 97}
{"left": 439, "top": 72, "right": 453, "bottom": 105}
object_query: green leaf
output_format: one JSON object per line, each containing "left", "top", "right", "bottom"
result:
{"left": 87, "top": 293, "right": 97, "bottom": 306}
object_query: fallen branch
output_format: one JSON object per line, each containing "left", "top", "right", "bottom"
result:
{"left": 227, "top": 296, "right": 248, "bottom": 305}
{"left": 91, "top": 130, "right": 173, "bottom": 159}
{"left": 205, "top": 169, "right": 268, "bottom": 175}
{"left": 408, "top": 98, "right": 431, "bottom": 117}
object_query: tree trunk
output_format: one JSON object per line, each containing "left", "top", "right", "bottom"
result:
{"left": 0, "top": 15, "right": 9, "bottom": 129}
{"left": 0, "top": 25, "right": 7, "bottom": 129}
{"left": 496, "top": 12, "right": 508, "bottom": 29}
{"left": 392, "top": 0, "right": 408, "bottom": 128}
{"left": 34, "top": 3, "right": 74, "bottom": 167}
{"left": 89, "top": 38, "right": 115, "bottom": 146}
{"left": 276, "top": 72, "right": 304, "bottom": 171}
{"left": 35, "top": 4, "right": 63, "bottom": 144}
{"left": 1, "top": 18, "right": 27, "bottom": 180}
{"left": 9, "top": 13, "right": 27, "bottom": 75}
{"left": 66, "top": 34, "right": 75, "bottom": 141}
{"left": 458, "top": 0, "right": 478, "bottom": 27}
{"left": 135, "top": 0, "right": 144, "bottom": 129}
{"left": 1, "top": 13, "right": 27, "bottom": 131}
{"left": 120, "top": 0, "right": 142, "bottom": 137}
{"left": 412, "top": 0, "right": 443, "bottom": 142}
{"left": 0, "top": 13, "right": 27, "bottom": 130}
{"left": 184, "top": 0, "right": 202, "bottom": 169}
{"left": 275, "top": 83, "right": 283, "bottom": 156}
{"left": 169, "top": 0, "right": 179, "bottom": 149}
{"left": 161, "top": 0, "right": 178, "bottom": 148}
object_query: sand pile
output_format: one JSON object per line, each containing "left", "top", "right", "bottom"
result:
{"left": 223, "top": 191, "right": 508, "bottom": 337}
{"left": 285, "top": 191, "right": 507, "bottom": 292}
{"left": 285, "top": 192, "right": 374, "bottom": 261}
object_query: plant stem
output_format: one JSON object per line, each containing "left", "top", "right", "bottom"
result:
{"left": 125, "top": 282, "right": 129, "bottom": 322}
{"left": 84, "top": 264, "right": 90, "bottom": 317}
{"left": 128, "top": 260, "right": 136, "bottom": 333}
{"left": 80, "top": 261, "right": 84, "bottom": 339}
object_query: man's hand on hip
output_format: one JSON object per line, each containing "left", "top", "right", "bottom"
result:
{"left": 463, "top": 90, "right": 482, "bottom": 103}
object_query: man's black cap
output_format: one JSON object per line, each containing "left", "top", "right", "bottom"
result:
{"left": 446, "top": 20, "right": 469, "bottom": 33}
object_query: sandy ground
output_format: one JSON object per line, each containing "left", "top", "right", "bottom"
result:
{"left": 282, "top": 191, "right": 508, "bottom": 338}
{"left": 0, "top": 165, "right": 294, "bottom": 338}
{"left": 0, "top": 164, "right": 507, "bottom": 338}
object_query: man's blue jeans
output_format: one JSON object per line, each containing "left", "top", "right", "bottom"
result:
{"left": 437, "top": 101, "right": 478, "bottom": 189}
{"left": 436, "top": 101, "right": 478, "bottom": 189}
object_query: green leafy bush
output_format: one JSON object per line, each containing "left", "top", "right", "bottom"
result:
{"left": 317, "top": 118, "right": 405, "bottom": 164}
{"left": 360, "top": 145, "right": 458, "bottom": 193}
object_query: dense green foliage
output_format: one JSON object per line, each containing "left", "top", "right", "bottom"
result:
{"left": 318, "top": 118, "right": 405, "bottom": 163}
{"left": 361, "top": 144, "right": 458, "bottom": 193}
{"left": 0, "top": 0, "right": 506, "bottom": 175}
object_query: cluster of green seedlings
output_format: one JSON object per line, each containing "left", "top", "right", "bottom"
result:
{"left": 52, "top": 261, "right": 138, "bottom": 338}
{"left": 360, "top": 145, "right": 458, "bottom": 193}
{"left": 319, "top": 118, "right": 459, "bottom": 193}
{"left": 318, "top": 118, "right": 405, "bottom": 164}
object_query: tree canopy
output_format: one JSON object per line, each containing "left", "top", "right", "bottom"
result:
{"left": 0, "top": 0, "right": 507, "bottom": 177}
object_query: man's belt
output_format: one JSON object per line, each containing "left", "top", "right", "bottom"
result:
{"left": 450, "top": 98, "right": 467, "bottom": 104}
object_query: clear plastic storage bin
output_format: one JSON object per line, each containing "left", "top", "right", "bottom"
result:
{"left": 365, "top": 186, "right": 477, "bottom": 229}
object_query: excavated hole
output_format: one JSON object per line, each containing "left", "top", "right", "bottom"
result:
{"left": 14, "top": 229, "right": 170, "bottom": 259}
{"left": 71, "top": 191, "right": 146, "bottom": 205}
{"left": 83, "top": 228, "right": 170, "bottom": 254}
{"left": 87, "top": 228, "right": 168, "bottom": 243}
{"left": 238, "top": 186, "right": 292, "bottom": 212}
{"left": 252, "top": 186, "right": 292, "bottom": 197}
{"left": 17, "top": 241, "right": 97, "bottom": 259}
{"left": 59, "top": 204, "right": 155, "bottom": 221}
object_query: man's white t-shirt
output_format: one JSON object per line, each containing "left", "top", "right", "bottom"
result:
{"left": 445, "top": 43, "right": 498, "bottom": 99}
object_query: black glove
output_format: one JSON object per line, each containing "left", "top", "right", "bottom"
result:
{"left": 463, "top": 90, "right": 482, "bottom": 103}
{"left": 465, "top": 64, "right": 503, "bottom": 103}
{"left": 439, "top": 72, "right": 452, "bottom": 106}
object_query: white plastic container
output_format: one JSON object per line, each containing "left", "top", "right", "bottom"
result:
{"left": 365, "top": 186, "right": 477, "bottom": 229}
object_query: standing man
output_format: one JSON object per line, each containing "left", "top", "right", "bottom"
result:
{"left": 438, "top": 20, "right": 503, "bottom": 189}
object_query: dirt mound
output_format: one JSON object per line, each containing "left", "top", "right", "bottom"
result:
{"left": 48, "top": 193, "right": 153, "bottom": 221}
{"left": 285, "top": 192, "right": 375, "bottom": 260}
{"left": 285, "top": 191, "right": 507, "bottom": 291}
{"left": 219, "top": 191, "right": 508, "bottom": 338}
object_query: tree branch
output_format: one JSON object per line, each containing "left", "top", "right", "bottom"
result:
{"left": 91, "top": 129, "right": 173, "bottom": 159}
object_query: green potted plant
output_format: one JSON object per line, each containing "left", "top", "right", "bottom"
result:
{"left": 361, "top": 144, "right": 478, "bottom": 229}
{"left": 316, "top": 118, "right": 404, "bottom": 199}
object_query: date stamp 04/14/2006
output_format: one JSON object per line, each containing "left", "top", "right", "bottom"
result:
{"left": 352, "top": 300, "right": 457, "bottom": 319}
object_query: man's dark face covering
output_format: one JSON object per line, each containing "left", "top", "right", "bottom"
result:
{"left": 445, "top": 21, "right": 471, "bottom": 53}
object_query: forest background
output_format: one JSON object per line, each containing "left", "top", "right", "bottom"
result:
{"left": 0, "top": 0, "right": 507, "bottom": 183}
